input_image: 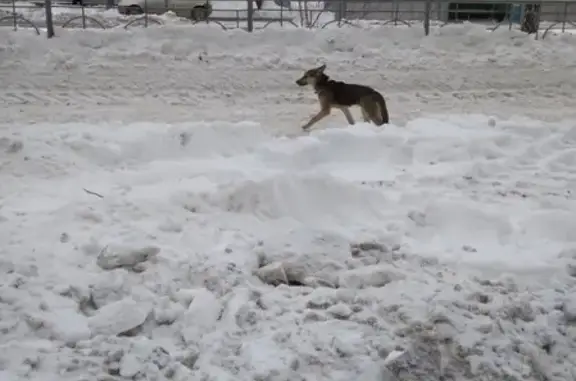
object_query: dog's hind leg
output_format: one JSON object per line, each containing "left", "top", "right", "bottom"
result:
{"left": 361, "top": 107, "right": 370, "bottom": 123}
{"left": 360, "top": 98, "right": 383, "bottom": 126}
{"left": 339, "top": 107, "right": 355, "bottom": 125}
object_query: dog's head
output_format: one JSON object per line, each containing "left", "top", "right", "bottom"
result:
{"left": 296, "top": 64, "right": 327, "bottom": 86}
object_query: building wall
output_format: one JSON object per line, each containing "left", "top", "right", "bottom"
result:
{"left": 326, "top": 0, "right": 576, "bottom": 23}
{"left": 335, "top": 0, "right": 431, "bottom": 21}
{"left": 540, "top": 2, "right": 576, "bottom": 21}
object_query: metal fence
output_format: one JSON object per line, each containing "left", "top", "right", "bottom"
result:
{"left": 1, "top": 0, "right": 575, "bottom": 38}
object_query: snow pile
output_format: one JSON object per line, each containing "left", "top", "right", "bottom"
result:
{"left": 1, "top": 116, "right": 575, "bottom": 381}
{"left": 1, "top": 17, "right": 576, "bottom": 381}
{"left": 2, "top": 22, "right": 575, "bottom": 76}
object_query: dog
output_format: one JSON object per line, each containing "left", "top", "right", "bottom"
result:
{"left": 295, "top": 64, "right": 389, "bottom": 131}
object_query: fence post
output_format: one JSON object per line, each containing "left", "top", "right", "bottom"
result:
{"left": 11, "top": 0, "right": 17, "bottom": 31}
{"left": 144, "top": 0, "right": 148, "bottom": 27}
{"left": 424, "top": 0, "right": 431, "bottom": 35}
{"left": 45, "top": 0, "right": 55, "bottom": 38}
{"left": 247, "top": 0, "right": 254, "bottom": 32}
{"left": 562, "top": 2, "right": 567, "bottom": 32}
{"left": 81, "top": 4, "right": 86, "bottom": 29}
{"left": 534, "top": 2, "right": 542, "bottom": 40}
{"left": 338, "top": 0, "right": 345, "bottom": 26}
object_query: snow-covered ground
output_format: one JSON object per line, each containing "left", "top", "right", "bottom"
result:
{"left": 1, "top": 23, "right": 576, "bottom": 381}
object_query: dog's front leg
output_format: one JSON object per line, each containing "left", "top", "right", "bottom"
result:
{"left": 302, "top": 108, "right": 330, "bottom": 131}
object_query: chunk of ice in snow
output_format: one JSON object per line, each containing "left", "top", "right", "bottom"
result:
{"left": 337, "top": 265, "right": 406, "bottom": 289}
{"left": 44, "top": 309, "right": 91, "bottom": 344}
{"left": 120, "top": 353, "right": 143, "bottom": 378}
{"left": 96, "top": 244, "right": 159, "bottom": 270}
{"left": 180, "top": 289, "right": 222, "bottom": 344}
{"left": 255, "top": 261, "right": 307, "bottom": 286}
{"left": 88, "top": 297, "right": 152, "bottom": 337}
{"left": 563, "top": 295, "right": 576, "bottom": 323}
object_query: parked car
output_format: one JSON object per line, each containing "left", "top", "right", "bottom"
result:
{"left": 117, "top": 0, "right": 212, "bottom": 20}
{"left": 31, "top": 0, "right": 117, "bottom": 6}
{"left": 71, "top": 0, "right": 118, "bottom": 6}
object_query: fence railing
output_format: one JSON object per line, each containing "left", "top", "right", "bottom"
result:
{"left": 1, "top": 0, "right": 575, "bottom": 39}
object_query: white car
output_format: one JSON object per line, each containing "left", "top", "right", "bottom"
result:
{"left": 33, "top": 0, "right": 117, "bottom": 6}
{"left": 117, "top": 0, "right": 212, "bottom": 20}
{"left": 71, "top": 0, "right": 118, "bottom": 6}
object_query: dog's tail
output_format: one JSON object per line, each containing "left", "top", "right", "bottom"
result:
{"left": 372, "top": 92, "right": 389, "bottom": 126}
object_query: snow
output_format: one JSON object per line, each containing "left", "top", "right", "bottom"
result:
{"left": 1, "top": 0, "right": 333, "bottom": 28}
{"left": 1, "top": 21, "right": 576, "bottom": 381}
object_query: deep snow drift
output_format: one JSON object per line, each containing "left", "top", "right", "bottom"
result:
{"left": 1, "top": 22, "right": 576, "bottom": 381}
{"left": 2, "top": 117, "right": 576, "bottom": 381}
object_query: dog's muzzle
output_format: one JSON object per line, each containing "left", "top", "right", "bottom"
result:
{"left": 296, "top": 78, "right": 306, "bottom": 86}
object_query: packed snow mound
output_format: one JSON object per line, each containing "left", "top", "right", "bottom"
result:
{"left": 2, "top": 23, "right": 576, "bottom": 74}
{"left": 0, "top": 121, "right": 272, "bottom": 179}
{"left": 192, "top": 173, "right": 390, "bottom": 223}
{"left": 1, "top": 116, "right": 576, "bottom": 381}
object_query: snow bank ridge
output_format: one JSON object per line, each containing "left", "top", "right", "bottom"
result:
{"left": 191, "top": 173, "right": 390, "bottom": 223}
{"left": 2, "top": 22, "right": 576, "bottom": 74}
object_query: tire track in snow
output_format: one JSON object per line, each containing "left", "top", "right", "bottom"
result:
{"left": 1, "top": 63, "right": 573, "bottom": 107}
{"left": 0, "top": 84, "right": 570, "bottom": 106}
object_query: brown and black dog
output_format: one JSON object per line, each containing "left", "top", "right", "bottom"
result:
{"left": 296, "top": 64, "right": 389, "bottom": 131}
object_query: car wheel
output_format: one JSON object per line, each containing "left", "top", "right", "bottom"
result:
{"left": 127, "top": 5, "right": 143, "bottom": 14}
{"left": 191, "top": 5, "right": 211, "bottom": 21}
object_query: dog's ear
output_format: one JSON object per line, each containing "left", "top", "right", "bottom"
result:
{"left": 317, "top": 64, "right": 326, "bottom": 73}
